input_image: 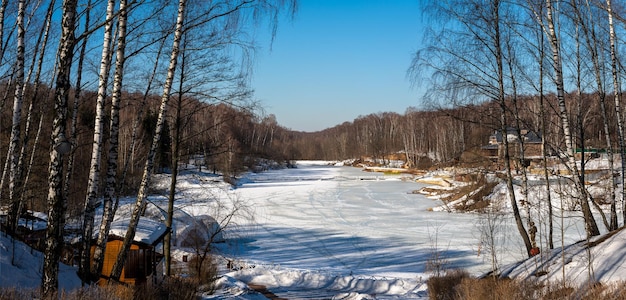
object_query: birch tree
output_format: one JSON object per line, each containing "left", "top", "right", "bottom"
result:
{"left": 0, "top": 0, "right": 7, "bottom": 65}
{"left": 79, "top": 0, "right": 116, "bottom": 282}
{"left": 572, "top": 0, "right": 617, "bottom": 230}
{"left": 6, "top": 0, "right": 25, "bottom": 234}
{"left": 540, "top": 0, "right": 599, "bottom": 237}
{"left": 411, "top": 0, "right": 534, "bottom": 256}
{"left": 92, "top": 0, "right": 129, "bottom": 279}
{"left": 505, "top": 34, "right": 537, "bottom": 252}
{"left": 165, "top": 35, "right": 187, "bottom": 275}
{"left": 18, "top": 0, "right": 56, "bottom": 207}
{"left": 64, "top": 0, "right": 90, "bottom": 215}
{"left": 42, "top": 0, "right": 78, "bottom": 296}
{"left": 108, "top": 0, "right": 296, "bottom": 280}
{"left": 537, "top": 29, "right": 554, "bottom": 249}
{"left": 109, "top": 0, "right": 187, "bottom": 282}
{"left": 605, "top": 0, "right": 626, "bottom": 226}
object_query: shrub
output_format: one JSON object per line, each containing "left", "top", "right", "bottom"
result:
{"left": 62, "top": 284, "right": 133, "bottom": 300}
{"left": 456, "top": 276, "right": 539, "bottom": 300}
{"left": 427, "top": 269, "right": 468, "bottom": 300}
{"left": 188, "top": 253, "right": 219, "bottom": 288}
{"left": 0, "top": 287, "right": 38, "bottom": 300}
{"left": 132, "top": 277, "right": 200, "bottom": 300}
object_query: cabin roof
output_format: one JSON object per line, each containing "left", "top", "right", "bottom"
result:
{"left": 491, "top": 128, "right": 542, "bottom": 144}
{"left": 107, "top": 218, "right": 168, "bottom": 247}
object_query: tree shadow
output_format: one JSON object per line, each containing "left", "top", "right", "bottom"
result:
{"left": 220, "top": 224, "right": 477, "bottom": 296}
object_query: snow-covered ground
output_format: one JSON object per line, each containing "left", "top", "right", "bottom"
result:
{"left": 202, "top": 162, "right": 594, "bottom": 298}
{"left": 0, "top": 233, "right": 81, "bottom": 290}
{"left": 2, "top": 160, "right": 626, "bottom": 299}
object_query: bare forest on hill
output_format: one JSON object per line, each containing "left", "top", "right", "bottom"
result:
{"left": 0, "top": 85, "right": 293, "bottom": 212}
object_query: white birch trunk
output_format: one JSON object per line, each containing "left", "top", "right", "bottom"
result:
{"left": 17, "top": 0, "right": 56, "bottom": 207}
{"left": 64, "top": 0, "right": 90, "bottom": 202}
{"left": 575, "top": 0, "right": 617, "bottom": 230}
{"left": 606, "top": 0, "right": 626, "bottom": 226}
{"left": 0, "top": 0, "right": 8, "bottom": 63}
{"left": 42, "top": 0, "right": 77, "bottom": 296}
{"left": 109, "top": 0, "right": 187, "bottom": 281}
{"left": 93, "top": 0, "right": 128, "bottom": 278}
{"left": 545, "top": 0, "right": 599, "bottom": 237}
{"left": 490, "top": 0, "right": 533, "bottom": 257}
{"left": 6, "top": 0, "right": 25, "bottom": 234}
{"left": 78, "top": 0, "right": 116, "bottom": 282}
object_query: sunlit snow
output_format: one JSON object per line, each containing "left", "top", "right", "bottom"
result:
{"left": 3, "top": 160, "right": 626, "bottom": 299}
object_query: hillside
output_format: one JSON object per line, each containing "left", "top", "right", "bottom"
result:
{"left": 0, "top": 233, "right": 81, "bottom": 291}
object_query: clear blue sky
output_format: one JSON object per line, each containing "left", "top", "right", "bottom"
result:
{"left": 252, "top": 0, "right": 426, "bottom": 132}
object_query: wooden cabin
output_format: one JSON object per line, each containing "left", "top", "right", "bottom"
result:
{"left": 92, "top": 218, "right": 168, "bottom": 286}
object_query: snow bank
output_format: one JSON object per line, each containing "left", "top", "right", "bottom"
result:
{"left": 502, "top": 228, "right": 626, "bottom": 286}
{"left": 0, "top": 233, "right": 80, "bottom": 290}
{"left": 216, "top": 266, "right": 428, "bottom": 299}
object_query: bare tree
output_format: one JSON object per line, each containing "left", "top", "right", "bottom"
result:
{"left": 530, "top": 0, "right": 599, "bottom": 237}
{"left": 64, "top": 0, "right": 90, "bottom": 210}
{"left": 92, "top": 0, "right": 130, "bottom": 280}
{"left": 164, "top": 28, "right": 189, "bottom": 277}
{"left": 79, "top": 0, "right": 116, "bottom": 283}
{"left": 572, "top": 0, "right": 616, "bottom": 230}
{"left": 411, "top": 0, "right": 533, "bottom": 256}
{"left": 605, "top": 0, "right": 626, "bottom": 226}
{"left": 0, "top": 0, "right": 8, "bottom": 64}
{"left": 18, "top": 0, "right": 56, "bottom": 213}
{"left": 109, "top": 0, "right": 188, "bottom": 282}
{"left": 190, "top": 192, "right": 249, "bottom": 282}
{"left": 42, "top": 0, "right": 78, "bottom": 296}
{"left": 6, "top": 0, "right": 25, "bottom": 234}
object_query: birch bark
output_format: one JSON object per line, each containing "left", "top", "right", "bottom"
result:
{"left": 544, "top": 0, "right": 599, "bottom": 237}
{"left": 42, "top": 0, "right": 78, "bottom": 296}
{"left": 109, "top": 0, "right": 187, "bottom": 281}
{"left": 79, "top": 0, "right": 116, "bottom": 282}
{"left": 6, "top": 0, "right": 25, "bottom": 234}
{"left": 606, "top": 0, "right": 626, "bottom": 227}
{"left": 93, "top": 0, "right": 128, "bottom": 278}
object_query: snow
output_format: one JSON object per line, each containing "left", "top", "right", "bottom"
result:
{"left": 0, "top": 233, "right": 81, "bottom": 290}
{"left": 501, "top": 228, "right": 626, "bottom": 287}
{"left": 107, "top": 218, "right": 168, "bottom": 246}
{"left": 2, "top": 159, "right": 626, "bottom": 298}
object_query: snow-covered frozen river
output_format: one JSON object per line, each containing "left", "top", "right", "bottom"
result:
{"left": 217, "top": 162, "right": 552, "bottom": 293}
{"left": 234, "top": 164, "right": 500, "bottom": 275}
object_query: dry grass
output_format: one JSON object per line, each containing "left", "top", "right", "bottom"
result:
{"left": 0, "top": 254, "right": 219, "bottom": 299}
{"left": 427, "top": 272, "right": 626, "bottom": 300}
{"left": 132, "top": 277, "right": 202, "bottom": 300}
{"left": 0, "top": 278, "right": 205, "bottom": 300}
{"left": 0, "top": 287, "right": 39, "bottom": 300}
{"left": 456, "top": 277, "right": 540, "bottom": 300}
{"left": 427, "top": 269, "right": 469, "bottom": 300}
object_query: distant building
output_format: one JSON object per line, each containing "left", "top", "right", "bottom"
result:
{"left": 0, "top": 210, "right": 49, "bottom": 249}
{"left": 482, "top": 128, "right": 544, "bottom": 166}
